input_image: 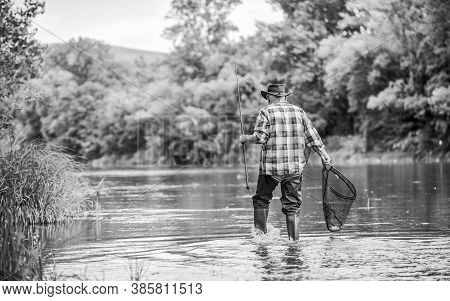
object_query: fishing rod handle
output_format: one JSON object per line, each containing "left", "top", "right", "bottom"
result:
{"left": 242, "top": 143, "right": 250, "bottom": 189}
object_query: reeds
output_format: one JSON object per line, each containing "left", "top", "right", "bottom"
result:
{"left": 0, "top": 142, "right": 95, "bottom": 280}
{"left": 128, "top": 259, "right": 148, "bottom": 281}
{"left": 0, "top": 142, "right": 94, "bottom": 225}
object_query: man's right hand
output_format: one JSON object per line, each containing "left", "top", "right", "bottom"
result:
{"left": 240, "top": 134, "right": 258, "bottom": 144}
{"left": 239, "top": 135, "right": 247, "bottom": 144}
{"left": 321, "top": 156, "right": 332, "bottom": 170}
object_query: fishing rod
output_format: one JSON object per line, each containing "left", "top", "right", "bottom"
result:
{"left": 231, "top": 35, "right": 250, "bottom": 190}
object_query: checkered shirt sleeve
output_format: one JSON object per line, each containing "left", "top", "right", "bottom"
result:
{"left": 253, "top": 109, "right": 270, "bottom": 144}
{"left": 301, "top": 111, "right": 331, "bottom": 164}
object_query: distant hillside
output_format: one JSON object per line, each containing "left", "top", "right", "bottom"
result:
{"left": 109, "top": 45, "right": 167, "bottom": 64}
{"left": 45, "top": 42, "right": 167, "bottom": 65}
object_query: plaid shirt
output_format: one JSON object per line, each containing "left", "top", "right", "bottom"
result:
{"left": 253, "top": 101, "right": 330, "bottom": 175}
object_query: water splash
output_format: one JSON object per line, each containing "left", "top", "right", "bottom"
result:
{"left": 250, "top": 223, "right": 284, "bottom": 245}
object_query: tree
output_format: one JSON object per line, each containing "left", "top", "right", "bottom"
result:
{"left": 270, "top": 0, "right": 359, "bottom": 35}
{"left": 163, "top": 0, "right": 241, "bottom": 83}
{"left": 28, "top": 39, "right": 138, "bottom": 160}
{"left": 246, "top": 0, "right": 357, "bottom": 135}
{"left": 44, "top": 38, "right": 116, "bottom": 86}
{"left": 320, "top": 0, "right": 449, "bottom": 155}
{"left": 0, "top": 0, "right": 44, "bottom": 142}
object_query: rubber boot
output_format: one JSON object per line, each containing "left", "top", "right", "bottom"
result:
{"left": 286, "top": 214, "right": 301, "bottom": 241}
{"left": 254, "top": 208, "right": 269, "bottom": 234}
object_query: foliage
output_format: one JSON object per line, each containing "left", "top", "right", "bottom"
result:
{"left": 0, "top": 1, "right": 100, "bottom": 281}
{"left": 9, "top": 0, "right": 449, "bottom": 163}
{"left": 0, "top": 0, "right": 44, "bottom": 140}
{"left": 244, "top": 0, "right": 362, "bottom": 136}
{"left": 318, "top": 0, "right": 449, "bottom": 156}
{"left": 24, "top": 38, "right": 150, "bottom": 160}
{"left": 163, "top": 0, "right": 241, "bottom": 83}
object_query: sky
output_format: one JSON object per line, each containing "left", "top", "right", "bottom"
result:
{"left": 25, "top": 0, "right": 283, "bottom": 53}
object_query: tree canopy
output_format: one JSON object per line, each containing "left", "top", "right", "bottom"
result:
{"left": 0, "top": 0, "right": 44, "bottom": 142}
{"left": 3, "top": 0, "right": 449, "bottom": 163}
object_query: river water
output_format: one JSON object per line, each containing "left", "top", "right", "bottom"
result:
{"left": 42, "top": 163, "right": 449, "bottom": 280}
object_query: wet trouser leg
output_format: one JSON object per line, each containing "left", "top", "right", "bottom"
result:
{"left": 252, "top": 175, "right": 278, "bottom": 233}
{"left": 280, "top": 174, "right": 303, "bottom": 240}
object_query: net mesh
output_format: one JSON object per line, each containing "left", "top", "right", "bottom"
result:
{"left": 322, "top": 166, "right": 356, "bottom": 232}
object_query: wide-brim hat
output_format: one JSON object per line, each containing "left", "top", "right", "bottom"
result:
{"left": 261, "top": 84, "right": 292, "bottom": 100}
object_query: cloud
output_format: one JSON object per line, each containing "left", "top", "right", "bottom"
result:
{"left": 82, "top": 18, "right": 173, "bottom": 52}
{"left": 230, "top": 0, "right": 283, "bottom": 37}
{"left": 33, "top": 0, "right": 283, "bottom": 52}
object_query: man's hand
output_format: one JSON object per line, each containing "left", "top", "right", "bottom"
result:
{"left": 240, "top": 134, "right": 258, "bottom": 144}
{"left": 320, "top": 152, "right": 332, "bottom": 171}
{"left": 323, "top": 161, "right": 332, "bottom": 171}
{"left": 240, "top": 135, "right": 248, "bottom": 144}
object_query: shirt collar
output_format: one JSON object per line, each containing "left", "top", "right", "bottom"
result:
{"left": 272, "top": 100, "right": 289, "bottom": 105}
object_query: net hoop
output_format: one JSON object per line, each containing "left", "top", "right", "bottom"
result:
{"left": 322, "top": 167, "right": 357, "bottom": 201}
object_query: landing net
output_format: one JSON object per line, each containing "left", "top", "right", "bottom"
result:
{"left": 322, "top": 166, "right": 356, "bottom": 232}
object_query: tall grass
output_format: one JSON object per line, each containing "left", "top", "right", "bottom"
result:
{"left": 0, "top": 142, "right": 94, "bottom": 224}
{"left": 0, "top": 142, "right": 95, "bottom": 280}
{"left": 128, "top": 259, "right": 148, "bottom": 281}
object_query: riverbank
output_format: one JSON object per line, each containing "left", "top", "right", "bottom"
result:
{"left": 89, "top": 135, "right": 449, "bottom": 169}
{"left": 89, "top": 150, "right": 449, "bottom": 169}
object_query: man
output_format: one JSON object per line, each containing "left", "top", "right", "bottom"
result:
{"left": 240, "top": 84, "right": 331, "bottom": 241}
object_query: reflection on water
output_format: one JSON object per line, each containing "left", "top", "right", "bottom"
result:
{"left": 42, "top": 163, "right": 449, "bottom": 280}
